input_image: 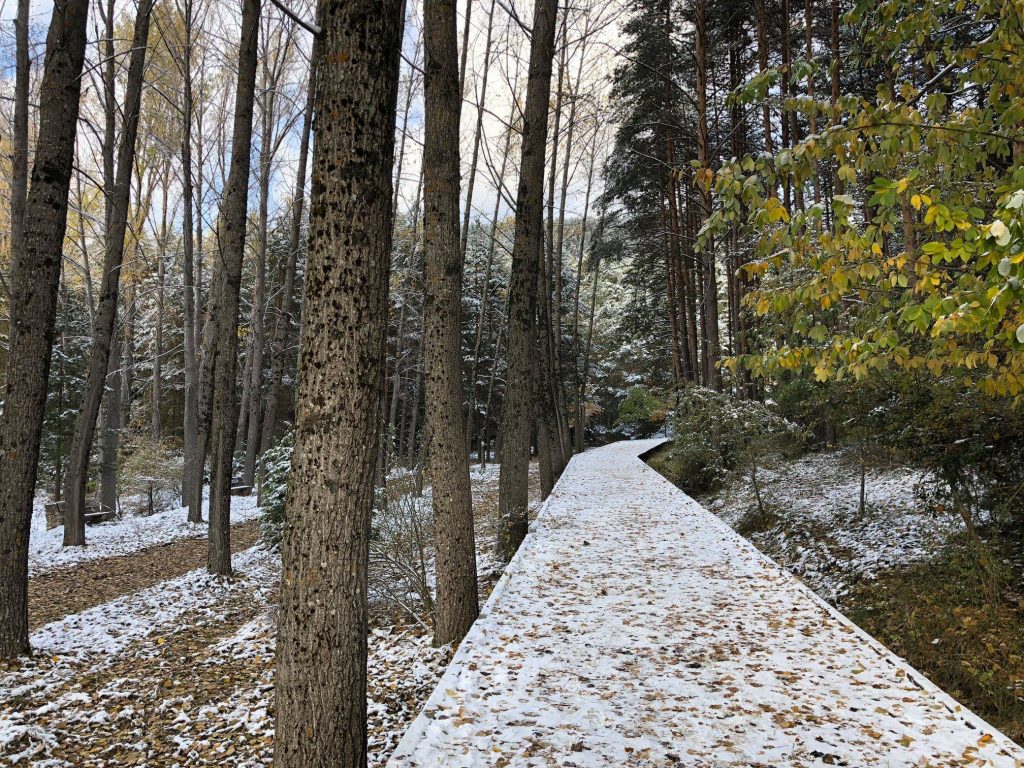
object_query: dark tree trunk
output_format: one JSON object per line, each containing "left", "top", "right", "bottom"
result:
{"left": 273, "top": 0, "right": 402, "bottom": 764}
{"left": 206, "top": 0, "right": 260, "bottom": 576}
{"left": 181, "top": 0, "right": 199, "bottom": 507}
{"left": 62, "top": 0, "right": 154, "bottom": 546}
{"left": 781, "top": 0, "right": 793, "bottom": 212}
{"left": 423, "top": 0, "right": 479, "bottom": 647}
{"left": 694, "top": 0, "right": 721, "bottom": 391}
{"left": 99, "top": 333, "right": 122, "bottom": 514}
{"left": 260, "top": 38, "right": 317, "bottom": 466}
{"left": 0, "top": 0, "right": 92, "bottom": 658}
{"left": 7, "top": 0, "right": 29, "bottom": 339}
{"left": 754, "top": 0, "right": 774, "bottom": 155}
{"left": 497, "top": 0, "right": 558, "bottom": 561}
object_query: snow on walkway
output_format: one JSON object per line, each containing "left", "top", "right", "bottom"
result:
{"left": 389, "top": 439, "right": 1024, "bottom": 768}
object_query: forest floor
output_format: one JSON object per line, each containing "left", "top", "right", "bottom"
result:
{"left": 695, "top": 448, "right": 1024, "bottom": 745}
{"left": 1, "top": 464, "right": 539, "bottom": 767}
{"left": 28, "top": 493, "right": 263, "bottom": 576}
{"left": 391, "top": 440, "right": 1024, "bottom": 767}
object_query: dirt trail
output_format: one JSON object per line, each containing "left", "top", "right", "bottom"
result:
{"left": 29, "top": 521, "right": 262, "bottom": 629}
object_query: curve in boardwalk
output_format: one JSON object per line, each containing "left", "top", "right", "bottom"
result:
{"left": 389, "top": 439, "right": 1024, "bottom": 767}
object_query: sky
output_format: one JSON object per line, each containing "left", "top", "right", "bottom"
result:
{"left": 0, "top": 0, "right": 627, "bottom": 249}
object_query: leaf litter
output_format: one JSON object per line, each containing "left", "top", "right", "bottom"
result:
{"left": 389, "top": 439, "right": 1024, "bottom": 767}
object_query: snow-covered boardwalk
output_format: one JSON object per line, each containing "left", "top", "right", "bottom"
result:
{"left": 390, "top": 439, "right": 1024, "bottom": 767}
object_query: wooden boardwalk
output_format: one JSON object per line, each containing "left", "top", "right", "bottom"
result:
{"left": 389, "top": 440, "right": 1024, "bottom": 767}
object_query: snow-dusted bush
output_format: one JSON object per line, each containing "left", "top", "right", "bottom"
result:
{"left": 258, "top": 431, "right": 293, "bottom": 548}
{"left": 370, "top": 473, "right": 434, "bottom": 627}
{"left": 661, "top": 387, "right": 799, "bottom": 497}
{"left": 118, "top": 435, "right": 184, "bottom": 515}
{"left": 616, "top": 385, "right": 668, "bottom": 437}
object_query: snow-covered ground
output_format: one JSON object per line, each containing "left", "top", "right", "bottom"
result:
{"left": 707, "top": 451, "right": 961, "bottom": 604}
{"left": 29, "top": 493, "right": 261, "bottom": 576}
{"left": 2, "top": 462, "right": 523, "bottom": 767}
{"left": 389, "top": 440, "right": 1024, "bottom": 767}
{"left": 0, "top": 544, "right": 450, "bottom": 767}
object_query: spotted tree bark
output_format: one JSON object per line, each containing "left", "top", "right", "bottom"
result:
{"left": 423, "top": 0, "right": 479, "bottom": 647}
{"left": 273, "top": 1, "right": 403, "bottom": 765}
{"left": 206, "top": 0, "right": 260, "bottom": 576}
{"left": 0, "top": 0, "right": 93, "bottom": 657}
{"left": 497, "top": 0, "right": 559, "bottom": 561}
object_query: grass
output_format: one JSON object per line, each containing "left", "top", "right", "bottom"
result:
{"left": 644, "top": 443, "right": 689, "bottom": 489}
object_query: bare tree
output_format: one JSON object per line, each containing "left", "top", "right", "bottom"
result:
{"left": 273, "top": 0, "right": 404, "bottom": 764}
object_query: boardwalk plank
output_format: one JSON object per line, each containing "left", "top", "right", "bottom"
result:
{"left": 390, "top": 439, "right": 1024, "bottom": 767}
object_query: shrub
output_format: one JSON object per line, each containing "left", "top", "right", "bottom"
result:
{"left": 616, "top": 386, "right": 668, "bottom": 437}
{"left": 658, "top": 386, "right": 799, "bottom": 498}
{"left": 117, "top": 434, "right": 183, "bottom": 515}
{"left": 258, "top": 431, "right": 293, "bottom": 548}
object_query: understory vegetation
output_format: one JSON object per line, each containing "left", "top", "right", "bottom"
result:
{"left": 647, "top": 383, "right": 1024, "bottom": 743}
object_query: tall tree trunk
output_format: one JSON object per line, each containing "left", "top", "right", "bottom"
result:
{"left": 830, "top": 0, "right": 844, "bottom": 197}
{"left": 7, "top": 0, "right": 30, "bottom": 340}
{"left": 0, "top": 0, "right": 93, "bottom": 658}
{"left": 99, "top": 333, "right": 122, "bottom": 513}
{"left": 205, "top": 0, "right": 260, "bottom": 577}
{"left": 121, "top": 278, "right": 136, "bottom": 431}
{"left": 536, "top": 245, "right": 564, "bottom": 498}
{"left": 578, "top": 243, "right": 601, "bottom": 453}
{"left": 152, "top": 220, "right": 165, "bottom": 440}
{"left": 62, "top": 0, "right": 154, "bottom": 546}
{"left": 572, "top": 140, "right": 598, "bottom": 451}
{"left": 805, "top": 0, "right": 820, "bottom": 206}
{"left": 423, "top": 0, "right": 479, "bottom": 647}
{"left": 694, "top": 0, "right": 721, "bottom": 391}
{"left": 497, "top": 0, "right": 558, "bottom": 561}
{"left": 181, "top": 0, "right": 199, "bottom": 506}
{"left": 273, "top": 1, "right": 402, "bottom": 764}
{"left": 781, "top": 0, "right": 793, "bottom": 211}
{"left": 242, "top": 89, "right": 274, "bottom": 487}
{"left": 458, "top": 0, "right": 497, "bottom": 264}
{"left": 260, "top": 37, "right": 318, "bottom": 465}
{"left": 235, "top": 340, "right": 254, "bottom": 457}
{"left": 457, "top": 0, "right": 472, "bottom": 95}
{"left": 754, "top": 0, "right": 774, "bottom": 155}
{"left": 466, "top": 114, "right": 512, "bottom": 451}
{"left": 664, "top": 200, "right": 684, "bottom": 388}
